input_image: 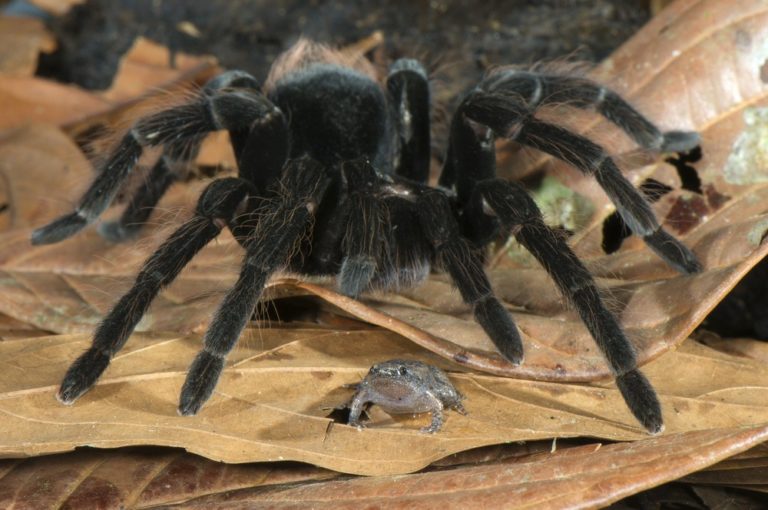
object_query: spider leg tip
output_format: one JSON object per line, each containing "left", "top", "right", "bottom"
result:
{"left": 660, "top": 130, "right": 700, "bottom": 153}
{"left": 616, "top": 370, "right": 664, "bottom": 435}
{"left": 56, "top": 383, "right": 83, "bottom": 406}
{"left": 31, "top": 213, "right": 88, "bottom": 245}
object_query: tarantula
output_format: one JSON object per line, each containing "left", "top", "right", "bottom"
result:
{"left": 32, "top": 40, "right": 700, "bottom": 434}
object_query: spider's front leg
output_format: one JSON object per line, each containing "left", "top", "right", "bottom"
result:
{"left": 179, "top": 156, "right": 331, "bottom": 415}
{"left": 474, "top": 179, "right": 662, "bottom": 433}
{"left": 416, "top": 190, "right": 524, "bottom": 364}
{"left": 58, "top": 177, "right": 255, "bottom": 404}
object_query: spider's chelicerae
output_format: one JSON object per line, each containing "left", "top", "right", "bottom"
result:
{"left": 33, "top": 41, "right": 701, "bottom": 434}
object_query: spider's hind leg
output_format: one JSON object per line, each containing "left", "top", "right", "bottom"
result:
{"left": 460, "top": 84, "right": 701, "bottom": 274}
{"left": 481, "top": 69, "right": 700, "bottom": 153}
{"left": 32, "top": 70, "right": 275, "bottom": 245}
{"left": 387, "top": 59, "right": 431, "bottom": 183}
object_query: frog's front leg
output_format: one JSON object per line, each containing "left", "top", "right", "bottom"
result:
{"left": 348, "top": 388, "right": 370, "bottom": 430}
{"left": 421, "top": 394, "right": 445, "bottom": 434}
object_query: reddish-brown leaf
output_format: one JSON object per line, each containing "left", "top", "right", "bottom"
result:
{"left": 168, "top": 427, "right": 768, "bottom": 509}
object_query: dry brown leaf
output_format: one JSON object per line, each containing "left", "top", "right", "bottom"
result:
{"left": 307, "top": 0, "right": 768, "bottom": 381}
{"left": 0, "top": 16, "right": 55, "bottom": 77}
{"left": 100, "top": 37, "right": 218, "bottom": 103}
{"left": 1, "top": 0, "right": 767, "bottom": 385}
{"left": 0, "top": 327, "right": 766, "bottom": 475}
{"left": 0, "top": 34, "right": 217, "bottom": 133}
{"left": 0, "top": 448, "right": 337, "bottom": 509}
{"left": 27, "top": 0, "right": 84, "bottom": 16}
{"left": 0, "top": 76, "right": 110, "bottom": 132}
{"left": 0, "top": 125, "right": 92, "bottom": 231}
{"left": 1, "top": 430, "right": 764, "bottom": 509}
{"left": 187, "top": 427, "right": 768, "bottom": 509}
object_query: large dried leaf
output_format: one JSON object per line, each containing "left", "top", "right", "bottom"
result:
{"left": 1, "top": 0, "right": 768, "bottom": 385}
{"left": 0, "top": 448, "right": 337, "bottom": 509}
{"left": 0, "top": 35, "right": 216, "bottom": 133}
{"left": 0, "top": 16, "right": 55, "bottom": 77}
{"left": 188, "top": 427, "right": 768, "bottom": 509}
{"left": 0, "top": 327, "right": 766, "bottom": 475}
{"left": 1, "top": 428, "right": 764, "bottom": 509}
{"left": 314, "top": 0, "right": 768, "bottom": 380}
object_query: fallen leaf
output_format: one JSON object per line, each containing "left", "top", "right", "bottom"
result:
{"left": 0, "top": 327, "right": 766, "bottom": 475}
{"left": 0, "top": 447, "right": 337, "bottom": 509}
{"left": 0, "top": 16, "right": 55, "bottom": 77}
{"left": 206, "top": 427, "right": 768, "bottom": 508}
{"left": 99, "top": 37, "right": 218, "bottom": 103}
{"left": 0, "top": 34, "right": 218, "bottom": 133}
{"left": 0, "top": 76, "right": 110, "bottom": 132}
{"left": 0, "top": 125, "right": 92, "bottom": 231}
{"left": 27, "top": 0, "right": 84, "bottom": 16}
{"left": 2, "top": 0, "right": 768, "bottom": 385}
{"left": 1, "top": 428, "right": 764, "bottom": 508}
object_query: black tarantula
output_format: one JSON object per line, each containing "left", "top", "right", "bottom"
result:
{"left": 32, "top": 41, "right": 700, "bottom": 434}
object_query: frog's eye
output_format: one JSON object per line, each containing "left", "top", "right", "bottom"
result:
{"left": 398, "top": 366, "right": 409, "bottom": 376}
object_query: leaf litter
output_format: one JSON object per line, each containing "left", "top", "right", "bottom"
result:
{"left": 0, "top": 0, "right": 766, "bottom": 503}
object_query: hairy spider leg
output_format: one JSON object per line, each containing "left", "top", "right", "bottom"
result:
{"left": 97, "top": 136, "right": 204, "bottom": 242}
{"left": 416, "top": 189, "right": 524, "bottom": 364}
{"left": 58, "top": 177, "right": 254, "bottom": 404}
{"left": 337, "top": 160, "right": 389, "bottom": 297}
{"left": 57, "top": 72, "right": 291, "bottom": 404}
{"left": 475, "top": 179, "right": 662, "bottom": 433}
{"left": 179, "top": 156, "right": 331, "bottom": 415}
{"left": 480, "top": 70, "right": 700, "bottom": 152}
{"left": 386, "top": 59, "right": 431, "bottom": 183}
{"left": 460, "top": 75, "right": 701, "bottom": 274}
{"left": 31, "top": 70, "right": 272, "bottom": 245}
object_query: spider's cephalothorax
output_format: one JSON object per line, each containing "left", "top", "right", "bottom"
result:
{"left": 33, "top": 41, "right": 701, "bottom": 433}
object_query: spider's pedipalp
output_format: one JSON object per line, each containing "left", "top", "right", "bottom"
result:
{"left": 338, "top": 161, "right": 387, "bottom": 297}
{"left": 417, "top": 189, "right": 524, "bottom": 364}
{"left": 179, "top": 156, "right": 331, "bottom": 415}
{"left": 58, "top": 177, "right": 252, "bottom": 404}
{"left": 387, "top": 59, "right": 431, "bottom": 183}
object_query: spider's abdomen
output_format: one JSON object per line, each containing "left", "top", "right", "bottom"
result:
{"left": 268, "top": 64, "right": 391, "bottom": 168}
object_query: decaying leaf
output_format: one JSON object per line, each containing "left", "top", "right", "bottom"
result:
{"left": 0, "top": 427, "right": 765, "bottom": 508}
{"left": 0, "top": 16, "right": 55, "bottom": 77}
{"left": 192, "top": 427, "right": 768, "bottom": 509}
{"left": 0, "top": 0, "right": 765, "bottom": 391}
{"left": 0, "top": 448, "right": 338, "bottom": 509}
{"left": 0, "top": 33, "right": 217, "bottom": 133}
{"left": 0, "top": 327, "right": 765, "bottom": 475}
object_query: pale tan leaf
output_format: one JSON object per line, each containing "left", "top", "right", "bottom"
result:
{"left": 0, "top": 328, "right": 766, "bottom": 476}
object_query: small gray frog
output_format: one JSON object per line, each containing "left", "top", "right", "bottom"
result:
{"left": 347, "top": 359, "right": 466, "bottom": 433}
